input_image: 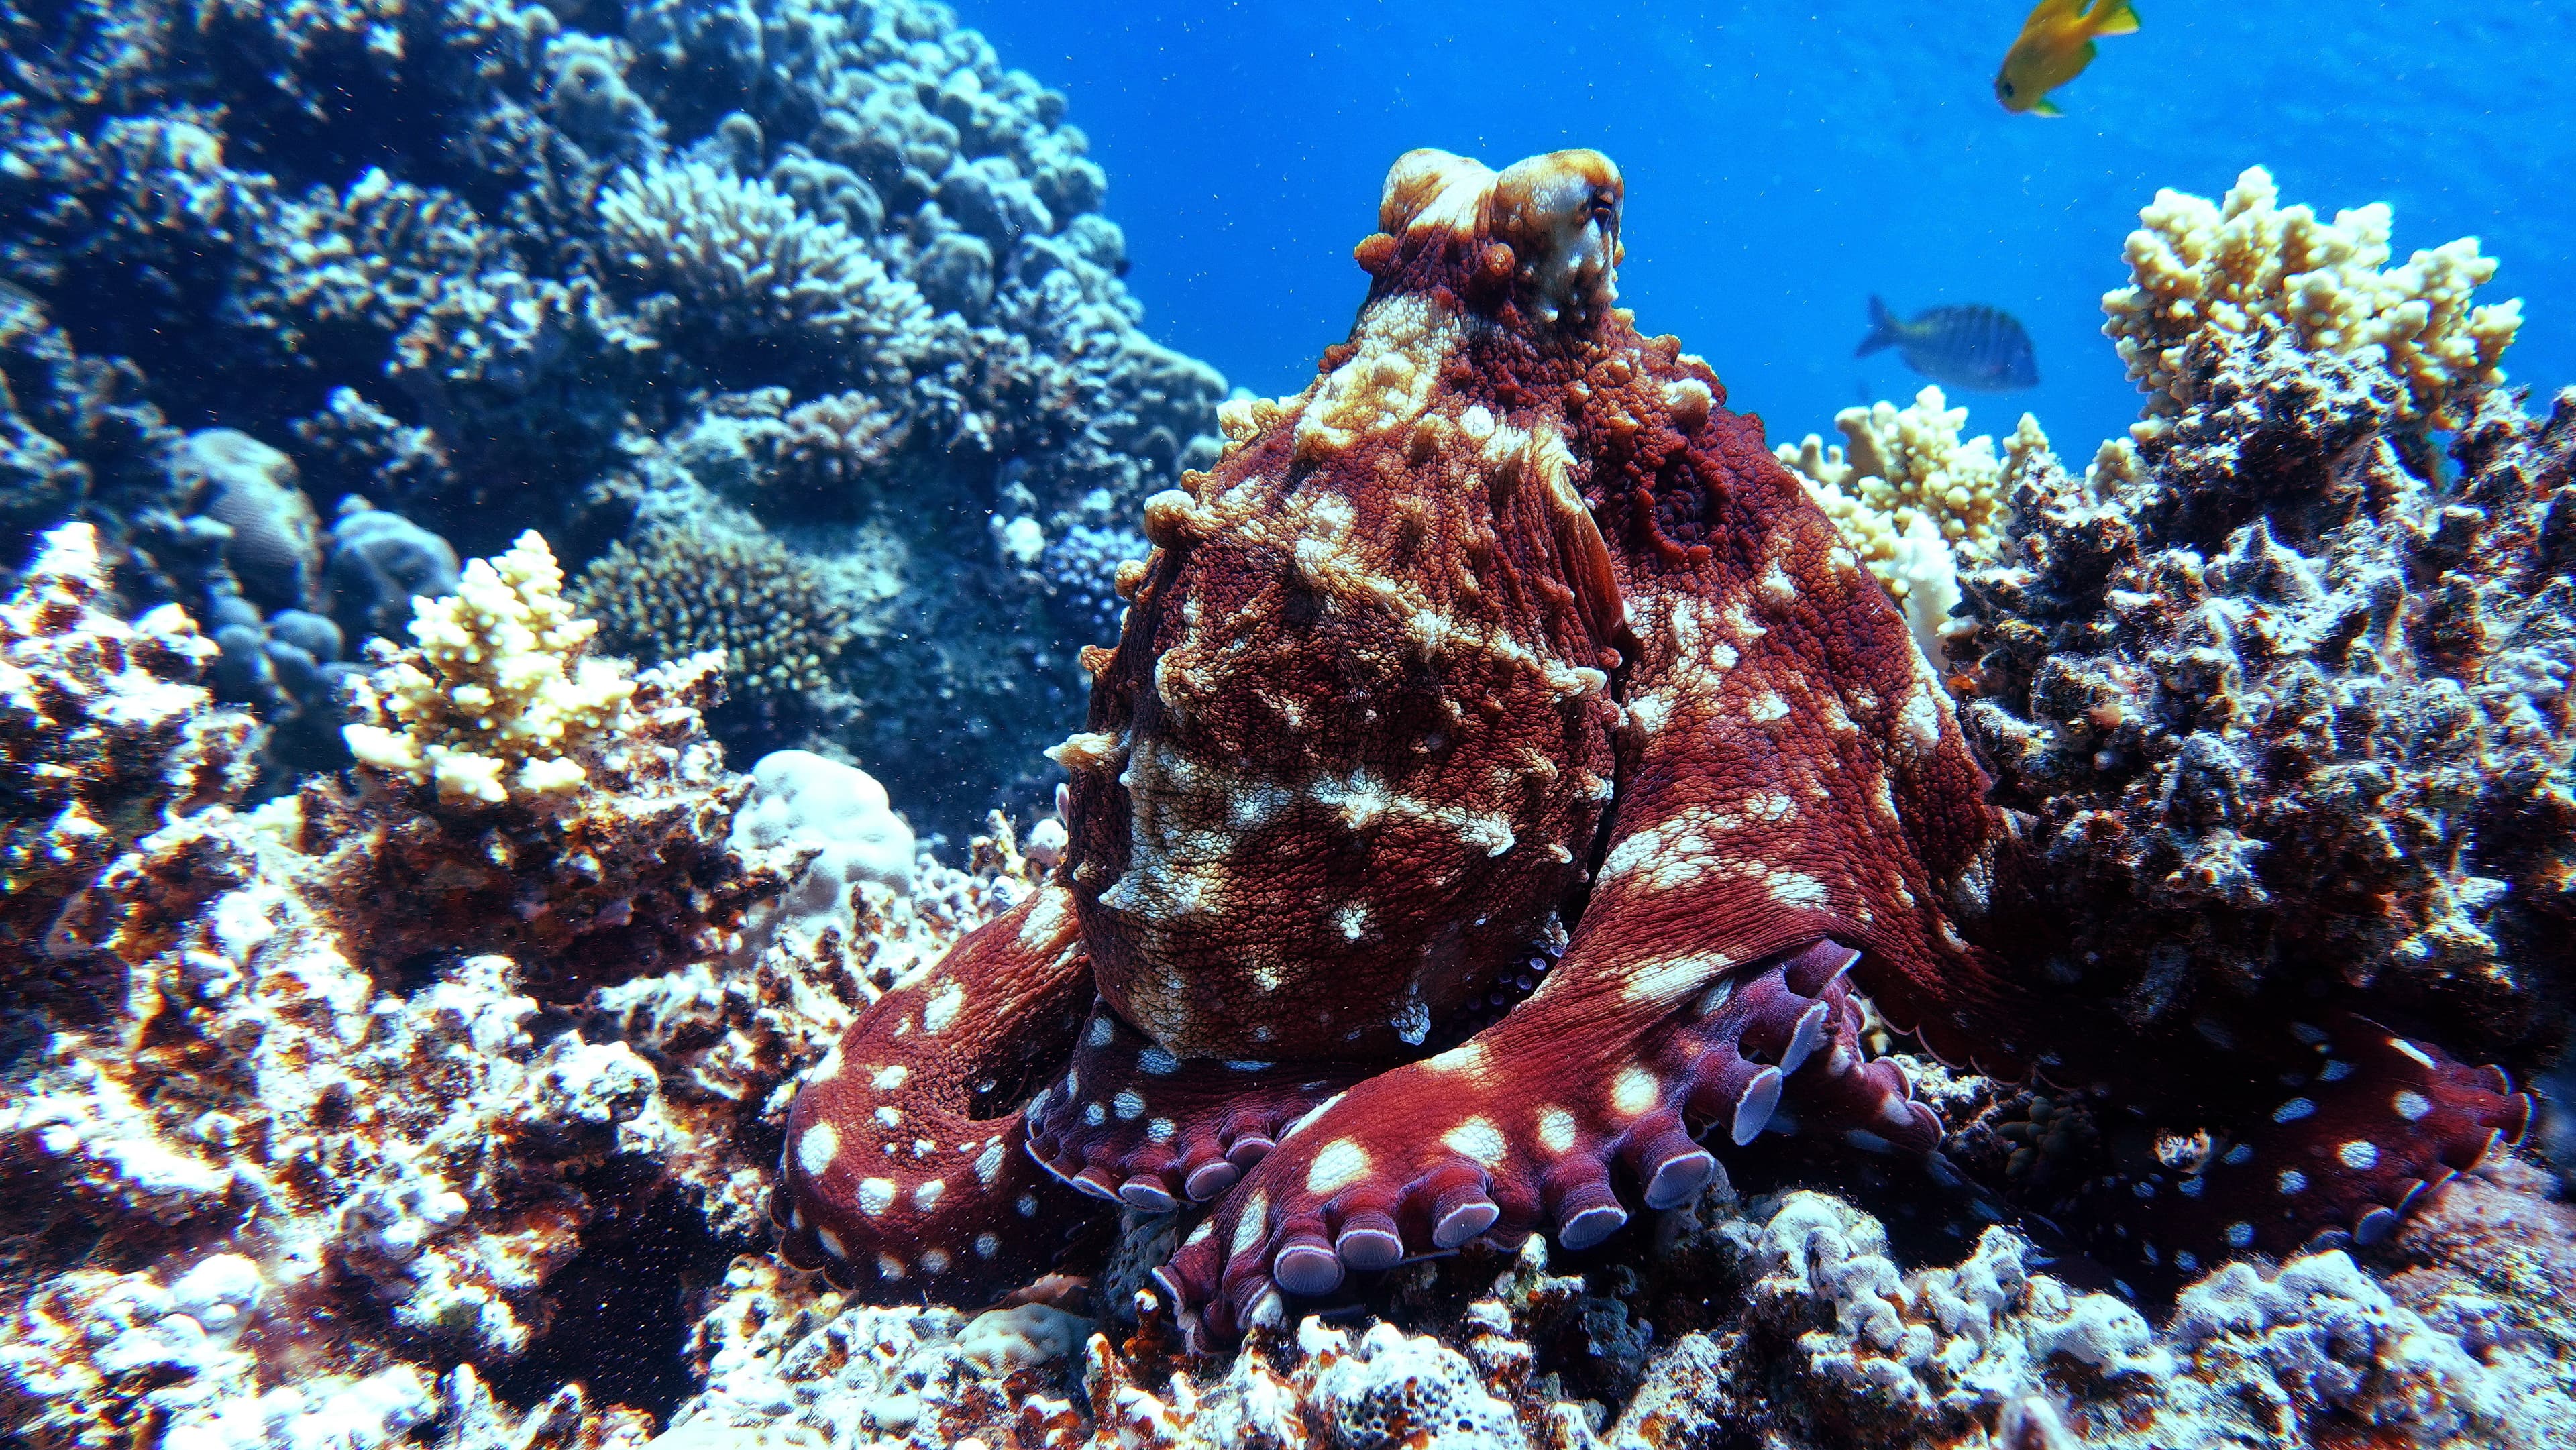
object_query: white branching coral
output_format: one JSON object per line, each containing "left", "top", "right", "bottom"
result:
{"left": 598, "top": 162, "right": 930, "bottom": 355}
{"left": 2103, "top": 166, "right": 2522, "bottom": 430}
{"left": 342, "top": 531, "right": 637, "bottom": 806}
{"left": 1776, "top": 386, "right": 2049, "bottom": 661}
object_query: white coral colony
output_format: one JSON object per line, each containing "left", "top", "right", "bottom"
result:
{"left": 342, "top": 532, "right": 637, "bottom": 805}
{"left": 2103, "top": 166, "right": 2523, "bottom": 431}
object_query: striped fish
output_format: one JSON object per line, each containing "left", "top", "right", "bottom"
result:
{"left": 1856, "top": 296, "right": 2039, "bottom": 392}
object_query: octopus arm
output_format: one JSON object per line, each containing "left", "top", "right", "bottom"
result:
{"left": 774, "top": 884, "right": 1105, "bottom": 1302}
{"left": 1024, "top": 997, "right": 1371, "bottom": 1213}
{"left": 2040, "top": 1011, "right": 2532, "bottom": 1288}
{"left": 1148, "top": 919, "right": 1937, "bottom": 1348}
{"left": 1587, "top": 359, "right": 2041, "bottom": 1080}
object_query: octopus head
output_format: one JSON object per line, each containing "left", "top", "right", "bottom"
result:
{"left": 1360, "top": 148, "right": 1625, "bottom": 327}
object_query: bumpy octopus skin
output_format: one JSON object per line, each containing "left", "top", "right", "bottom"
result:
{"left": 775, "top": 148, "right": 2532, "bottom": 1336}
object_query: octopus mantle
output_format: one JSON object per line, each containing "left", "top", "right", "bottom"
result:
{"left": 775, "top": 149, "right": 2530, "bottom": 1345}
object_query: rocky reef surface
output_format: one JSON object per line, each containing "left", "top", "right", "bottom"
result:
{"left": 0, "top": 0, "right": 1226, "bottom": 838}
{"left": 0, "top": 36, "right": 2570, "bottom": 1450}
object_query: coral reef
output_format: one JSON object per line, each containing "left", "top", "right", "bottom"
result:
{"left": 2, "top": 541, "right": 1031, "bottom": 1447}
{"left": 3, "top": 39, "right": 2571, "bottom": 1447}
{"left": 2104, "top": 166, "right": 2522, "bottom": 432}
{"left": 0, "top": 0, "right": 1226, "bottom": 838}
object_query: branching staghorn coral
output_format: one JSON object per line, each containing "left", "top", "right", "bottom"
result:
{"left": 1775, "top": 386, "right": 2049, "bottom": 659}
{"left": 574, "top": 526, "right": 855, "bottom": 701}
{"left": 342, "top": 531, "right": 635, "bottom": 805}
{"left": 598, "top": 162, "right": 930, "bottom": 359}
{"left": 2104, "top": 166, "right": 2522, "bottom": 431}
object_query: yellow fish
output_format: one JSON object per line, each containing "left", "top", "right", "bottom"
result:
{"left": 1994, "top": 0, "right": 2140, "bottom": 116}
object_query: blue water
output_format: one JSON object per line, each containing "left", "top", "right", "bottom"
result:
{"left": 962, "top": 1, "right": 2573, "bottom": 454}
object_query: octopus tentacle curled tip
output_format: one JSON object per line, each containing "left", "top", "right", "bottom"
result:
{"left": 775, "top": 146, "right": 2536, "bottom": 1343}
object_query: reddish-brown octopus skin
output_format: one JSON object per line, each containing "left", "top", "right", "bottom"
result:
{"left": 775, "top": 146, "right": 2531, "bottom": 1329}
{"left": 774, "top": 888, "right": 1099, "bottom": 1302}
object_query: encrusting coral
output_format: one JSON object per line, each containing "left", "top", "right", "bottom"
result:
{"left": 1776, "top": 386, "right": 2051, "bottom": 659}
{"left": 2104, "top": 165, "right": 2522, "bottom": 433}
{"left": 342, "top": 531, "right": 637, "bottom": 807}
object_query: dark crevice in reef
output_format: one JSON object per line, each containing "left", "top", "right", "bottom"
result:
{"left": 485, "top": 1165, "right": 733, "bottom": 1422}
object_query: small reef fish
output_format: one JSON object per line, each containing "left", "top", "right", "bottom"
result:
{"left": 1994, "top": 0, "right": 2140, "bottom": 116}
{"left": 1856, "top": 296, "right": 2039, "bottom": 392}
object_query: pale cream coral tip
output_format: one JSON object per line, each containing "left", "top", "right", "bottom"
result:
{"left": 1776, "top": 386, "right": 2047, "bottom": 665}
{"left": 2101, "top": 166, "right": 2520, "bottom": 428}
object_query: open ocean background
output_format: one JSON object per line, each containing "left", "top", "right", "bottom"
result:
{"left": 958, "top": 0, "right": 2572, "bottom": 454}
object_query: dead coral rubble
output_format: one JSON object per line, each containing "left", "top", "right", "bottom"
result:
{"left": 1, "top": 523, "right": 256, "bottom": 975}
{"left": 639, "top": 1166, "right": 2576, "bottom": 1449}
{"left": 1955, "top": 360, "right": 2575, "bottom": 1067}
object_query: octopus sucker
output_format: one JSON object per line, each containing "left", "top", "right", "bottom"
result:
{"left": 778, "top": 148, "right": 2533, "bottom": 1337}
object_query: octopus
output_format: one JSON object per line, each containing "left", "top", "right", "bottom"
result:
{"left": 774, "top": 148, "right": 2533, "bottom": 1347}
